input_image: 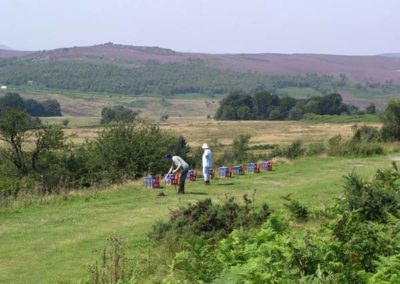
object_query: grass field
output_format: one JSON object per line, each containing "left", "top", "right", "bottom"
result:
{"left": 39, "top": 117, "right": 381, "bottom": 149}
{"left": 0, "top": 86, "right": 396, "bottom": 283}
{"left": 0, "top": 154, "right": 398, "bottom": 283}
{"left": 275, "top": 87, "right": 322, "bottom": 98}
{"left": 3, "top": 86, "right": 220, "bottom": 119}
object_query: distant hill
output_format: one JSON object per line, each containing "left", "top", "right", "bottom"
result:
{"left": 0, "top": 43, "right": 399, "bottom": 102}
{"left": 0, "top": 43, "right": 31, "bottom": 58}
{"left": 379, "top": 53, "right": 400, "bottom": 58}
{"left": 5, "top": 43, "right": 399, "bottom": 83}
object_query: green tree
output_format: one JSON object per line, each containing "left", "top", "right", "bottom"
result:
{"left": 381, "top": 99, "right": 400, "bottom": 141}
{"left": 318, "top": 93, "right": 345, "bottom": 115}
{"left": 0, "top": 92, "right": 25, "bottom": 111}
{"left": 0, "top": 109, "right": 33, "bottom": 174}
{"left": 215, "top": 92, "right": 253, "bottom": 120}
{"left": 278, "top": 96, "right": 297, "bottom": 119}
{"left": 288, "top": 101, "right": 306, "bottom": 120}
{"left": 86, "top": 123, "right": 187, "bottom": 181}
{"left": 24, "top": 99, "right": 46, "bottom": 116}
{"left": 41, "top": 100, "right": 62, "bottom": 116}
{"left": 100, "top": 105, "right": 139, "bottom": 124}
{"left": 253, "top": 91, "right": 273, "bottom": 119}
{"left": 31, "top": 125, "right": 65, "bottom": 171}
{"left": 303, "top": 97, "right": 320, "bottom": 114}
{"left": 365, "top": 103, "right": 377, "bottom": 114}
{"left": 268, "top": 109, "right": 282, "bottom": 120}
{"left": 237, "top": 105, "right": 251, "bottom": 120}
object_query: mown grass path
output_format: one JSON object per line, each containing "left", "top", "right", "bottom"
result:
{"left": 0, "top": 155, "right": 396, "bottom": 283}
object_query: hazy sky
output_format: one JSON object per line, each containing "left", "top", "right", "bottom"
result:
{"left": 1, "top": 0, "right": 399, "bottom": 55}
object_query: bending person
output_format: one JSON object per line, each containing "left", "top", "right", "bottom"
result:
{"left": 165, "top": 154, "right": 190, "bottom": 194}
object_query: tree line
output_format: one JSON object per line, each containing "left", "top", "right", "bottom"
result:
{"left": 0, "top": 58, "right": 346, "bottom": 95}
{"left": 215, "top": 91, "right": 376, "bottom": 120}
{"left": 0, "top": 92, "right": 61, "bottom": 117}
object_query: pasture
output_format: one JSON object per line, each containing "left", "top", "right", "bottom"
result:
{"left": 0, "top": 140, "right": 396, "bottom": 282}
{"left": 39, "top": 117, "right": 381, "bottom": 149}
{"left": 0, "top": 89, "right": 393, "bottom": 283}
{"left": 7, "top": 86, "right": 219, "bottom": 119}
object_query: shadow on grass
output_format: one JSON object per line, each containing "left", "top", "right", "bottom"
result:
{"left": 215, "top": 182, "right": 235, "bottom": 186}
{"left": 184, "top": 191, "right": 209, "bottom": 195}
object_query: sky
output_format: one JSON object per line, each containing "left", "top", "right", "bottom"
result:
{"left": 1, "top": 0, "right": 399, "bottom": 55}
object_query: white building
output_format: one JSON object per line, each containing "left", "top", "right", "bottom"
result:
{"left": 0, "top": 85, "right": 7, "bottom": 90}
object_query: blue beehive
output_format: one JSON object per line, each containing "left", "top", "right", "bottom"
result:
{"left": 247, "top": 163, "right": 256, "bottom": 173}
{"left": 218, "top": 166, "right": 228, "bottom": 177}
{"left": 232, "top": 165, "right": 242, "bottom": 175}
{"left": 144, "top": 176, "right": 153, "bottom": 189}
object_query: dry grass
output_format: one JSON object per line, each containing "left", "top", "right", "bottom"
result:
{"left": 18, "top": 91, "right": 219, "bottom": 118}
{"left": 160, "top": 117, "right": 382, "bottom": 148}
{"left": 51, "top": 117, "right": 383, "bottom": 147}
{"left": 0, "top": 114, "right": 383, "bottom": 149}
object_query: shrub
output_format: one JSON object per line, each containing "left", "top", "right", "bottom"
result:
{"left": 282, "top": 194, "right": 309, "bottom": 222}
{"left": 283, "top": 140, "right": 305, "bottom": 159}
{"left": 343, "top": 168, "right": 400, "bottom": 223}
{"left": 365, "top": 255, "right": 400, "bottom": 283}
{"left": 100, "top": 105, "right": 139, "bottom": 124}
{"left": 149, "top": 195, "right": 270, "bottom": 241}
{"left": 306, "top": 142, "right": 326, "bottom": 156}
{"left": 332, "top": 211, "right": 398, "bottom": 273}
{"left": 351, "top": 124, "right": 381, "bottom": 143}
{"left": 85, "top": 122, "right": 186, "bottom": 182}
{"left": 62, "top": 119, "right": 69, "bottom": 126}
{"left": 215, "top": 214, "right": 297, "bottom": 283}
{"left": 232, "top": 134, "right": 251, "bottom": 163}
{"left": 328, "top": 133, "right": 384, "bottom": 157}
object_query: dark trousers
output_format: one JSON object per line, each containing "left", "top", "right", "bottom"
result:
{"left": 178, "top": 169, "right": 189, "bottom": 193}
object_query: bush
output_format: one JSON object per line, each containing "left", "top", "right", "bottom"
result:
{"left": 232, "top": 134, "right": 251, "bottom": 163}
{"left": 328, "top": 133, "right": 384, "bottom": 157}
{"left": 343, "top": 168, "right": 400, "bottom": 223}
{"left": 332, "top": 211, "right": 398, "bottom": 273}
{"left": 85, "top": 122, "right": 186, "bottom": 182}
{"left": 365, "top": 255, "right": 400, "bottom": 282}
{"left": 100, "top": 105, "right": 139, "bottom": 124}
{"left": 351, "top": 124, "right": 381, "bottom": 143}
{"left": 268, "top": 140, "right": 306, "bottom": 160}
{"left": 282, "top": 195, "right": 309, "bottom": 222}
{"left": 149, "top": 195, "right": 270, "bottom": 241}
{"left": 306, "top": 142, "right": 326, "bottom": 156}
{"left": 62, "top": 119, "right": 69, "bottom": 126}
{"left": 283, "top": 140, "right": 305, "bottom": 159}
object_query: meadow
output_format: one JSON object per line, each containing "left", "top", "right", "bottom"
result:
{"left": 0, "top": 154, "right": 397, "bottom": 283}
{"left": 37, "top": 116, "right": 380, "bottom": 149}
{"left": 0, "top": 112, "right": 395, "bottom": 283}
{"left": 0, "top": 87, "right": 395, "bottom": 283}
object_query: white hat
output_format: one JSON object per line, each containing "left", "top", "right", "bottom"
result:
{"left": 201, "top": 143, "right": 209, "bottom": 149}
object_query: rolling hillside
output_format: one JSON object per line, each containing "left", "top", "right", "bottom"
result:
{"left": 3, "top": 43, "right": 400, "bottom": 83}
{"left": 0, "top": 43, "right": 399, "bottom": 108}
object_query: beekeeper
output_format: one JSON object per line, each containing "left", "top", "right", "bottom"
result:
{"left": 201, "top": 143, "right": 212, "bottom": 185}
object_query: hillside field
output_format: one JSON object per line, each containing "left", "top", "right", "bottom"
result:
{"left": 0, "top": 154, "right": 398, "bottom": 283}
{"left": 0, "top": 115, "right": 397, "bottom": 283}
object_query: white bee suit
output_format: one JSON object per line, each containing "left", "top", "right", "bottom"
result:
{"left": 202, "top": 144, "right": 212, "bottom": 182}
